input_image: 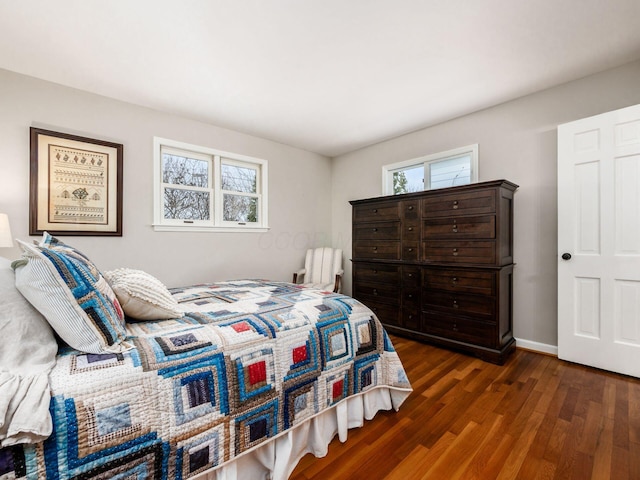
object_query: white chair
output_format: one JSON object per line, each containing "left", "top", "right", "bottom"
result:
{"left": 292, "top": 247, "right": 344, "bottom": 293}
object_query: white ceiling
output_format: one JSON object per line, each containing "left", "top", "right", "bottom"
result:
{"left": 1, "top": 1, "right": 640, "bottom": 157}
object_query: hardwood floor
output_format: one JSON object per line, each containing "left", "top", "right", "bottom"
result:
{"left": 290, "top": 335, "right": 640, "bottom": 480}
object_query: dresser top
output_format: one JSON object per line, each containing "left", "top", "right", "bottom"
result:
{"left": 349, "top": 179, "right": 518, "bottom": 206}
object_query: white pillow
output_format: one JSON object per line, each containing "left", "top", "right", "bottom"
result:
{"left": 0, "top": 256, "right": 58, "bottom": 446}
{"left": 13, "top": 234, "right": 129, "bottom": 354}
{"left": 104, "top": 268, "right": 184, "bottom": 321}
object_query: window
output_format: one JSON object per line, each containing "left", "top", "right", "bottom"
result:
{"left": 161, "top": 147, "right": 212, "bottom": 225}
{"left": 153, "top": 138, "right": 268, "bottom": 231}
{"left": 221, "top": 160, "right": 259, "bottom": 224}
{"left": 382, "top": 144, "right": 478, "bottom": 195}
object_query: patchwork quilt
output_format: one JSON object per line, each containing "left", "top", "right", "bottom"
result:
{"left": 0, "top": 280, "right": 411, "bottom": 479}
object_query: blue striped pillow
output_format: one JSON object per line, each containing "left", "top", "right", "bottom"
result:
{"left": 14, "top": 233, "right": 129, "bottom": 354}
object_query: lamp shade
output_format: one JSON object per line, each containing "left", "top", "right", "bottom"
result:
{"left": 0, "top": 213, "right": 13, "bottom": 248}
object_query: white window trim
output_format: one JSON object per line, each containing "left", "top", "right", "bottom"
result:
{"left": 382, "top": 144, "right": 478, "bottom": 195}
{"left": 153, "top": 137, "right": 269, "bottom": 232}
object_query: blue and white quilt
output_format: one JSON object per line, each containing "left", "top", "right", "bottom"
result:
{"left": 0, "top": 280, "right": 411, "bottom": 479}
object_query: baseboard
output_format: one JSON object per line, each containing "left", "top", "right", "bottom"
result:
{"left": 514, "top": 338, "right": 558, "bottom": 356}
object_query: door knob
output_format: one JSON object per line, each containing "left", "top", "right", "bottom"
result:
{"left": 561, "top": 253, "right": 572, "bottom": 260}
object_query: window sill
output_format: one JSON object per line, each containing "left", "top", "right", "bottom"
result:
{"left": 152, "top": 224, "right": 270, "bottom": 233}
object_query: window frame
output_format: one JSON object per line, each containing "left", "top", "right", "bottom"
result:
{"left": 159, "top": 145, "right": 214, "bottom": 228}
{"left": 153, "top": 137, "right": 269, "bottom": 232}
{"left": 219, "top": 157, "right": 262, "bottom": 227}
{"left": 382, "top": 144, "right": 478, "bottom": 195}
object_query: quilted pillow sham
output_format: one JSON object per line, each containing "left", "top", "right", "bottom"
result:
{"left": 13, "top": 233, "right": 129, "bottom": 354}
{"left": 104, "top": 268, "right": 184, "bottom": 320}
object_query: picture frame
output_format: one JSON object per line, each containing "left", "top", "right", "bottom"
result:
{"left": 29, "top": 127, "right": 123, "bottom": 236}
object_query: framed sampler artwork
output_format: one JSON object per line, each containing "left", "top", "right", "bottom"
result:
{"left": 29, "top": 127, "right": 123, "bottom": 236}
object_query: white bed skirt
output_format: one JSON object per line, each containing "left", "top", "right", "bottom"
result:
{"left": 194, "top": 386, "right": 411, "bottom": 480}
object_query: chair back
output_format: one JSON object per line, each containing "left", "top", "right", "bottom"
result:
{"left": 304, "top": 247, "right": 342, "bottom": 285}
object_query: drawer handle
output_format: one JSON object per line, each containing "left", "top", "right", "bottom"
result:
{"left": 453, "top": 323, "right": 458, "bottom": 331}
{"left": 373, "top": 228, "right": 378, "bottom": 232}
{"left": 453, "top": 228, "right": 458, "bottom": 233}
{"left": 373, "top": 246, "right": 378, "bottom": 252}
{"left": 408, "top": 205, "right": 414, "bottom": 211}
{"left": 408, "top": 314, "right": 413, "bottom": 320}
{"left": 453, "top": 300, "right": 459, "bottom": 308}
{"left": 373, "top": 289, "right": 378, "bottom": 296}
{"left": 407, "top": 273, "right": 413, "bottom": 277}
{"left": 373, "top": 270, "right": 378, "bottom": 274}
{"left": 408, "top": 227, "right": 413, "bottom": 231}
{"left": 452, "top": 277, "right": 458, "bottom": 283}
{"left": 408, "top": 248, "right": 413, "bottom": 252}
{"left": 407, "top": 294, "right": 413, "bottom": 299}
{"left": 373, "top": 209, "right": 378, "bottom": 213}
{"left": 453, "top": 248, "right": 458, "bottom": 256}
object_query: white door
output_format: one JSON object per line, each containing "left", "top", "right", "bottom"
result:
{"left": 558, "top": 104, "right": 640, "bottom": 378}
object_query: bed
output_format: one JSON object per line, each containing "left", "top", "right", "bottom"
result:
{"left": 0, "top": 234, "right": 412, "bottom": 479}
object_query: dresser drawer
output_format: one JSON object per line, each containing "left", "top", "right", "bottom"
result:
{"left": 354, "top": 202, "right": 400, "bottom": 222}
{"left": 353, "top": 241, "right": 401, "bottom": 260}
{"left": 402, "top": 266, "right": 421, "bottom": 287}
{"left": 354, "top": 282, "right": 400, "bottom": 307}
{"left": 402, "top": 200, "right": 420, "bottom": 222}
{"left": 402, "top": 243, "right": 419, "bottom": 261}
{"left": 402, "top": 308, "right": 420, "bottom": 331}
{"left": 423, "top": 215, "right": 495, "bottom": 239}
{"left": 353, "top": 263, "right": 401, "bottom": 284}
{"left": 364, "top": 301, "right": 401, "bottom": 327}
{"left": 423, "top": 268, "right": 495, "bottom": 295}
{"left": 403, "top": 288, "right": 420, "bottom": 310}
{"left": 402, "top": 223, "right": 420, "bottom": 241}
{"left": 422, "top": 241, "right": 495, "bottom": 264}
{"left": 421, "top": 311, "right": 495, "bottom": 348}
{"left": 422, "top": 290, "right": 495, "bottom": 318}
{"left": 354, "top": 222, "right": 400, "bottom": 241}
{"left": 422, "top": 190, "right": 496, "bottom": 218}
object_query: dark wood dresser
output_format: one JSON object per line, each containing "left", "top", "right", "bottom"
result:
{"left": 350, "top": 179, "right": 518, "bottom": 364}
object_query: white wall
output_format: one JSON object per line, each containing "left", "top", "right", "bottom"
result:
{"left": 0, "top": 69, "right": 332, "bottom": 286}
{"left": 331, "top": 60, "right": 640, "bottom": 348}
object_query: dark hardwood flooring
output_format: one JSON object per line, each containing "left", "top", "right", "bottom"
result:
{"left": 290, "top": 335, "right": 640, "bottom": 480}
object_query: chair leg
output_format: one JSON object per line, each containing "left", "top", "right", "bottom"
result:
{"left": 333, "top": 274, "right": 341, "bottom": 293}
